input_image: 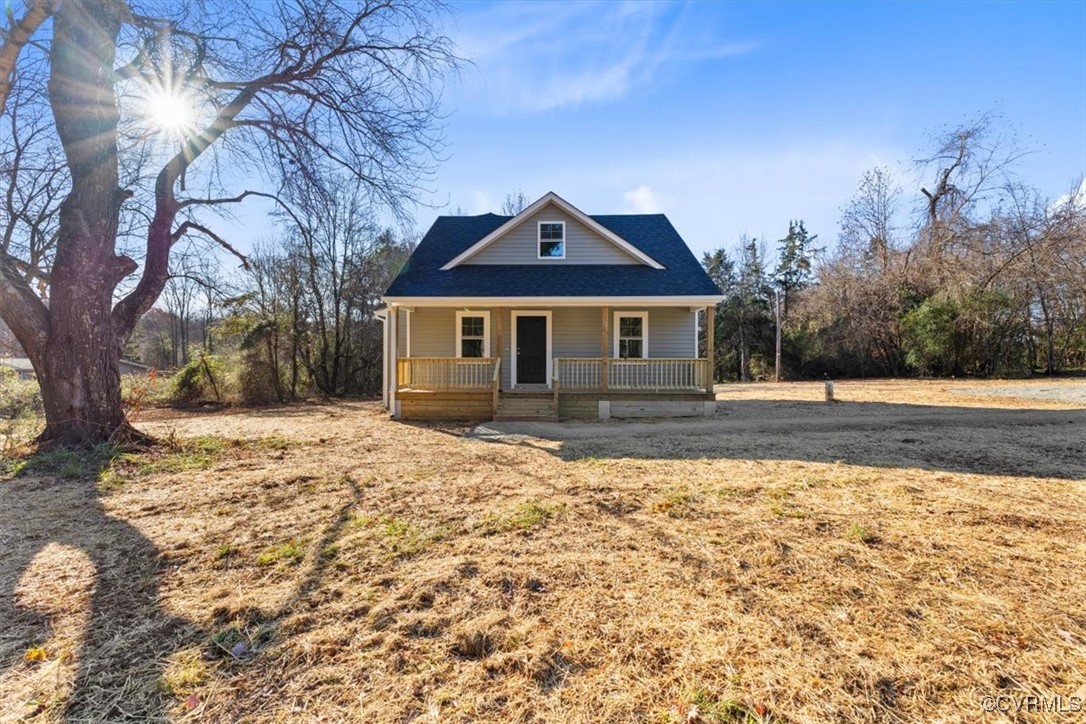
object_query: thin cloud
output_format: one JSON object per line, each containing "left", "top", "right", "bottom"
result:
{"left": 453, "top": 2, "right": 759, "bottom": 115}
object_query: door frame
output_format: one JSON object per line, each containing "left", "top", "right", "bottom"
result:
{"left": 510, "top": 310, "right": 553, "bottom": 388}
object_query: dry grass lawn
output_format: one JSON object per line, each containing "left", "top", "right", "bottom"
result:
{"left": 1, "top": 379, "right": 1084, "bottom": 722}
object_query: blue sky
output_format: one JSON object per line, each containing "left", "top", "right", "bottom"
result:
{"left": 409, "top": 0, "right": 1085, "bottom": 256}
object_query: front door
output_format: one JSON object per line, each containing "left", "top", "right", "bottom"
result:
{"left": 516, "top": 315, "right": 547, "bottom": 385}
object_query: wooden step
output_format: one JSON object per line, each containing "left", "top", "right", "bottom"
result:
{"left": 496, "top": 394, "right": 558, "bottom": 422}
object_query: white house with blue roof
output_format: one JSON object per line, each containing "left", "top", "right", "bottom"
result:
{"left": 380, "top": 192, "right": 724, "bottom": 421}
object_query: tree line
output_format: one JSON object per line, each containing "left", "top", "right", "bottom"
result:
{"left": 703, "top": 118, "right": 1086, "bottom": 381}
{"left": 127, "top": 183, "right": 414, "bottom": 404}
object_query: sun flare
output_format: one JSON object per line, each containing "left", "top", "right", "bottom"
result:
{"left": 144, "top": 86, "right": 194, "bottom": 137}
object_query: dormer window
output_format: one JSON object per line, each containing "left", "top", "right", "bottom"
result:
{"left": 538, "top": 221, "right": 565, "bottom": 259}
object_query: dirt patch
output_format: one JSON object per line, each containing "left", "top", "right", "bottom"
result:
{"left": 2, "top": 380, "right": 1085, "bottom": 722}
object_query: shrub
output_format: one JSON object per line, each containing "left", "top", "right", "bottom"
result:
{"left": 0, "top": 367, "right": 42, "bottom": 419}
{"left": 171, "top": 352, "right": 227, "bottom": 405}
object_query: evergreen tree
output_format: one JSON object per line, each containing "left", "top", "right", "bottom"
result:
{"left": 774, "top": 220, "right": 819, "bottom": 318}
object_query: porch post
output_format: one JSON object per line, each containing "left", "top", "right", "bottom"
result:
{"left": 389, "top": 304, "right": 400, "bottom": 418}
{"left": 600, "top": 306, "right": 609, "bottom": 391}
{"left": 705, "top": 304, "right": 715, "bottom": 394}
{"left": 381, "top": 312, "right": 389, "bottom": 408}
{"left": 494, "top": 307, "right": 504, "bottom": 389}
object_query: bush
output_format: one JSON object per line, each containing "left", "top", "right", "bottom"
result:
{"left": 237, "top": 345, "right": 287, "bottom": 405}
{"left": 0, "top": 367, "right": 42, "bottom": 419}
{"left": 171, "top": 353, "right": 227, "bottom": 405}
{"left": 902, "top": 291, "right": 1029, "bottom": 377}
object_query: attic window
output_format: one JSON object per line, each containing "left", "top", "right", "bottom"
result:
{"left": 538, "top": 221, "right": 565, "bottom": 259}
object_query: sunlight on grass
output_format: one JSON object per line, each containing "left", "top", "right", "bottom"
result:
{"left": 255, "top": 540, "right": 306, "bottom": 566}
{"left": 483, "top": 499, "right": 563, "bottom": 534}
{"left": 652, "top": 489, "right": 697, "bottom": 518}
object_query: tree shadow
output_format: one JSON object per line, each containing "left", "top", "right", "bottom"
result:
{"left": 469, "top": 400, "right": 1086, "bottom": 480}
{"left": 0, "top": 462, "right": 201, "bottom": 721}
{"left": 0, "top": 455, "right": 370, "bottom": 721}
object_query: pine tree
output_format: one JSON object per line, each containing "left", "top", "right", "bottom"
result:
{"left": 774, "top": 220, "right": 819, "bottom": 318}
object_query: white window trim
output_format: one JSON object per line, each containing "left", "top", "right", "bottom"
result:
{"left": 612, "top": 311, "right": 649, "bottom": 359}
{"left": 537, "top": 220, "right": 566, "bottom": 260}
{"left": 510, "top": 310, "right": 553, "bottom": 387}
{"left": 455, "top": 310, "right": 491, "bottom": 358}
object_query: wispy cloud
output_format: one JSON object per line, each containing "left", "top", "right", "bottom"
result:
{"left": 452, "top": 1, "right": 760, "bottom": 115}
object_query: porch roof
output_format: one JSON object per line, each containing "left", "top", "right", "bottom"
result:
{"left": 385, "top": 213, "right": 723, "bottom": 301}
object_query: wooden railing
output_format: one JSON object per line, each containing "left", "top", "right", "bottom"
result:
{"left": 553, "top": 358, "right": 603, "bottom": 389}
{"left": 609, "top": 358, "right": 710, "bottom": 390}
{"left": 397, "top": 357, "right": 499, "bottom": 391}
{"left": 554, "top": 357, "right": 709, "bottom": 391}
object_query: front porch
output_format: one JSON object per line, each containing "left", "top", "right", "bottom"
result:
{"left": 396, "top": 356, "right": 711, "bottom": 393}
{"left": 393, "top": 356, "right": 716, "bottom": 421}
{"left": 383, "top": 303, "right": 718, "bottom": 421}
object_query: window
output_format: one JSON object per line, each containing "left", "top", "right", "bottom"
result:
{"left": 537, "top": 221, "right": 565, "bottom": 259}
{"left": 613, "top": 312, "right": 648, "bottom": 359}
{"left": 455, "top": 311, "right": 490, "bottom": 358}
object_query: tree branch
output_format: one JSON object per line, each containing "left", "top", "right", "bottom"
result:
{"left": 0, "top": 260, "right": 49, "bottom": 356}
{"left": 176, "top": 189, "right": 265, "bottom": 210}
{"left": 0, "top": 0, "right": 53, "bottom": 114}
{"left": 172, "top": 221, "right": 249, "bottom": 269}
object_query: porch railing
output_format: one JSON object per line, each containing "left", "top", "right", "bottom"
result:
{"left": 397, "top": 357, "right": 499, "bottom": 391}
{"left": 554, "top": 358, "right": 603, "bottom": 389}
{"left": 554, "top": 357, "right": 710, "bottom": 391}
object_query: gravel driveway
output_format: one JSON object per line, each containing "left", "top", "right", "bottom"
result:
{"left": 952, "top": 382, "right": 1086, "bottom": 405}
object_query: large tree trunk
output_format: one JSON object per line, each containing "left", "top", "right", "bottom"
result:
{"left": 38, "top": 301, "right": 126, "bottom": 442}
{"left": 35, "top": 0, "right": 133, "bottom": 444}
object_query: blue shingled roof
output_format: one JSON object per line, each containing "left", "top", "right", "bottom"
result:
{"left": 385, "top": 213, "right": 722, "bottom": 298}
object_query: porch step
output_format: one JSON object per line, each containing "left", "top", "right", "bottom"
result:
{"left": 496, "top": 392, "right": 558, "bottom": 421}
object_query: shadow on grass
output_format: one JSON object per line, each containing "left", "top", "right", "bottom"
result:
{"left": 0, "top": 445, "right": 368, "bottom": 721}
{"left": 467, "top": 400, "right": 1086, "bottom": 480}
{"left": 0, "top": 449, "right": 199, "bottom": 721}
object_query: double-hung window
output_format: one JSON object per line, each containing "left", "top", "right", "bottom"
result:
{"left": 538, "top": 221, "right": 565, "bottom": 259}
{"left": 613, "top": 312, "right": 648, "bottom": 359}
{"left": 456, "top": 311, "right": 490, "bottom": 358}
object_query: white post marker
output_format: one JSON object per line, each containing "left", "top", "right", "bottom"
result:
{"left": 825, "top": 380, "right": 835, "bottom": 402}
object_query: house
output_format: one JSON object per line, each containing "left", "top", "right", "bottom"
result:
{"left": 0, "top": 357, "right": 152, "bottom": 381}
{"left": 0, "top": 357, "right": 36, "bottom": 381}
{"left": 379, "top": 192, "right": 724, "bottom": 421}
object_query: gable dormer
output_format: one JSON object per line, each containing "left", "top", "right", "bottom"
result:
{"left": 441, "top": 192, "right": 664, "bottom": 269}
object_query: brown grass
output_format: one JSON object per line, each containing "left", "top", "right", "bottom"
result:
{"left": 1, "top": 379, "right": 1084, "bottom": 722}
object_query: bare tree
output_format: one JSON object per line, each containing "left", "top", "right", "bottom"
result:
{"left": 915, "top": 116, "right": 1026, "bottom": 272}
{"left": 992, "top": 180, "right": 1086, "bottom": 373}
{"left": 839, "top": 167, "right": 900, "bottom": 270}
{"left": 500, "top": 189, "right": 529, "bottom": 216}
{"left": 0, "top": 0, "right": 456, "bottom": 442}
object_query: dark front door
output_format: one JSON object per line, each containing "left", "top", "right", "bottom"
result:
{"left": 516, "top": 315, "right": 547, "bottom": 385}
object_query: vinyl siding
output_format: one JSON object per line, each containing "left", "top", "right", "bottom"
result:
{"left": 409, "top": 307, "right": 458, "bottom": 358}
{"left": 467, "top": 206, "right": 641, "bottom": 265}
{"left": 614, "top": 307, "right": 698, "bottom": 358}
{"left": 402, "top": 305, "right": 700, "bottom": 390}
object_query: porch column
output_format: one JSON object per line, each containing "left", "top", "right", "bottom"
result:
{"left": 389, "top": 304, "right": 399, "bottom": 418}
{"left": 705, "top": 304, "right": 715, "bottom": 394}
{"left": 494, "top": 307, "right": 504, "bottom": 390}
{"left": 381, "top": 312, "right": 389, "bottom": 408}
{"left": 600, "top": 306, "right": 609, "bottom": 391}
